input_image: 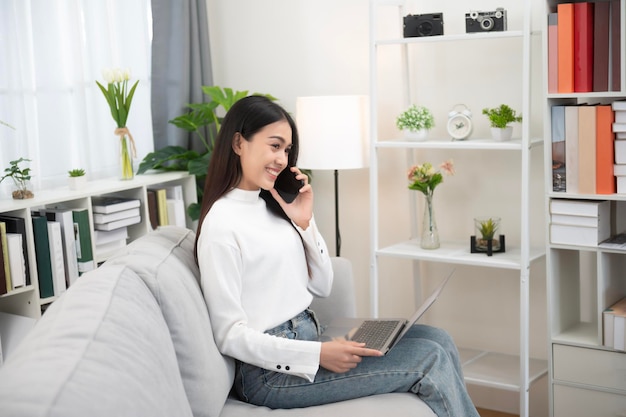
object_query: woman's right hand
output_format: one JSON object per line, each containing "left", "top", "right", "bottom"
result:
{"left": 319, "top": 339, "right": 383, "bottom": 373}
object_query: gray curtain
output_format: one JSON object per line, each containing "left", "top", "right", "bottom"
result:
{"left": 151, "top": 0, "right": 213, "bottom": 151}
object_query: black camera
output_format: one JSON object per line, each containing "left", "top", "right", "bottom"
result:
{"left": 403, "top": 13, "right": 444, "bottom": 38}
{"left": 465, "top": 8, "right": 507, "bottom": 33}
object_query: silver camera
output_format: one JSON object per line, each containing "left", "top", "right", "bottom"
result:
{"left": 465, "top": 8, "right": 507, "bottom": 33}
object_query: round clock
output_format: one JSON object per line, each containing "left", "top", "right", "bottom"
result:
{"left": 447, "top": 104, "right": 473, "bottom": 141}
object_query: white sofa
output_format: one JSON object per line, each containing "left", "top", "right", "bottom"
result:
{"left": 0, "top": 226, "right": 435, "bottom": 417}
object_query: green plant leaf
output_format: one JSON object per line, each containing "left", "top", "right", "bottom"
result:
{"left": 136, "top": 146, "right": 200, "bottom": 174}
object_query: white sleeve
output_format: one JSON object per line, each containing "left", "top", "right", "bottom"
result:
{"left": 294, "top": 215, "right": 334, "bottom": 297}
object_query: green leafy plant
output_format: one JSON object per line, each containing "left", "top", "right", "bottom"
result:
{"left": 138, "top": 86, "right": 277, "bottom": 220}
{"left": 396, "top": 105, "right": 435, "bottom": 132}
{"left": 477, "top": 217, "right": 499, "bottom": 240}
{"left": 0, "top": 157, "right": 33, "bottom": 199}
{"left": 482, "top": 104, "right": 522, "bottom": 128}
{"left": 68, "top": 168, "right": 86, "bottom": 177}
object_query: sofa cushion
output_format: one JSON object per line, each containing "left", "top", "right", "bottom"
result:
{"left": 105, "top": 226, "right": 235, "bottom": 417}
{"left": 0, "top": 264, "right": 193, "bottom": 417}
{"left": 222, "top": 393, "right": 436, "bottom": 416}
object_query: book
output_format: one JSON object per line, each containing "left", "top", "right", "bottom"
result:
{"left": 31, "top": 214, "right": 54, "bottom": 299}
{"left": 149, "top": 188, "right": 169, "bottom": 226}
{"left": 618, "top": 176, "right": 626, "bottom": 194}
{"left": 557, "top": 3, "right": 575, "bottom": 93}
{"left": 616, "top": 140, "right": 626, "bottom": 164}
{"left": 0, "top": 215, "right": 30, "bottom": 286}
{"left": 95, "top": 239, "right": 127, "bottom": 260}
{"left": 94, "top": 215, "right": 141, "bottom": 231}
{"left": 43, "top": 209, "right": 80, "bottom": 288}
{"left": 146, "top": 189, "right": 158, "bottom": 230}
{"left": 551, "top": 105, "right": 566, "bottom": 192}
{"left": 93, "top": 207, "right": 141, "bottom": 225}
{"left": 91, "top": 196, "right": 140, "bottom": 214}
{"left": 72, "top": 209, "right": 95, "bottom": 274}
{"left": 565, "top": 105, "right": 579, "bottom": 193}
{"left": 613, "top": 100, "right": 626, "bottom": 111}
{"left": 603, "top": 297, "right": 626, "bottom": 349}
{"left": 593, "top": 1, "right": 610, "bottom": 92}
{"left": 610, "top": 0, "right": 621, "bottom": 91}
{"left": 550, "top": 199, "right": 610, "bottom": 217}
{"left": 573, "top": 2, "right": 594, "bottom": 93}
{"left": 0, "top": 223, "right": 10, "bottom": 294}
{"left": 47, "top": 221, "right": 66, "bottom": 297}
{"left": 613, "top": 123, "right": 626, "bottom": 133}
{"left": 94, "top": 227, "right": 128, "bottom": 246}
{"left": 6, "top": 234, "right": 26, "bottom": 289}
{"left": 548, "top": 13, "right": 558, "bottom": 94}
{"left": 596, "top": 104, "right": 616, "bottom": 194}
{"left": 599, "top": 233, "right": 626, "bottom": 249}
{"left": 577, "top": 105, "right": 596, "bottom": 194}
{"left": 551, "top": 213, "right": 602, "bottom": 228}
{"left": 167, "top": 199, "right": 186, "bottom": 227}
{"left": 550, "top": 223, "right": 611, "bottom": 246}
{"left": 615, "top": 164, "right": 626, "bottom": 176}
{"left": 615, "top": 110, "right": 626, "bottom": 124}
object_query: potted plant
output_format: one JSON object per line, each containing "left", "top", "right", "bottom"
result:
{"left": 482, "top": 104, "right": 522, "bottom": 141}
{"left": 0, "top": 157, "right": 34, "bottom": 199}
{"left": 474, "top": 216, "right": 501, "bottom": 251}
{"left": 68, "top": 168, "right": 87, "bottom": 191}
{"left": 396, "top": 104, "right": 435, "bottom": 141}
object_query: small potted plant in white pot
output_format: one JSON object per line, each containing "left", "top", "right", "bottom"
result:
{"left": 0, "top": 157, "right": 34, "bottom": 199}
{"left": 396, "top": 104, "right": 435, "bottom": 141}
{"left": 68, "top": 168, "right": 87, "bottom": 191}
{"left": 482, "top": 104, "right": 522, "bottom": 141}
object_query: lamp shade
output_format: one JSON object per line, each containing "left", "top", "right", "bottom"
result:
{"left": 295, "top": 95, "right": 369, "bottom": 170}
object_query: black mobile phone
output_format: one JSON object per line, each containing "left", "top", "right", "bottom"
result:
{"left": 274, "top": 168, "right": 304, "bottom": 203}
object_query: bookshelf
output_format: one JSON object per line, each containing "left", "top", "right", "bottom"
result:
{"left": 0, "top": 171, "right": 196, "bottom": 320}
{"left": 369, "top": 1, "right": 546, "bottom": 416}
{"left": 543, "top": 0, "right": 626, "bottom": 416}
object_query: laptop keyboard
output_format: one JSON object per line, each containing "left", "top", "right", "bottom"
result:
{"left": 351, "top": 320, "right": 402, "bottom": 351}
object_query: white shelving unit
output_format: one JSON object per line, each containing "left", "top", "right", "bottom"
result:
{"left": 542, "top": 1, "right": 626, "bottom": 416}
{"left": 0, "top": 171, "right": 196, "bottom": 320}
{"left": 368, "top": 2, "right": 546, "bottom": 416}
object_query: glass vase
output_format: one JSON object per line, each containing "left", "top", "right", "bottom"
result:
{"left": 421, "top": 193, "right": 440, "bottom": 249}
{"left": 119, "top": 133, "right": 134, "bottom": 180}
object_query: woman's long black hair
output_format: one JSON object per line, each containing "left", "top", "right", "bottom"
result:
{"left": 194, "top": 95, "right": 299, "bottom": 260}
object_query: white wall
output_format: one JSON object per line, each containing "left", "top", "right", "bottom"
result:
{"left": 207, "top": 1, "right": 547, "bottom": 415}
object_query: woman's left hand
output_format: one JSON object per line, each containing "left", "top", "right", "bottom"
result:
{"left": 270, "top": 167, "right": 313, "bottom": 230}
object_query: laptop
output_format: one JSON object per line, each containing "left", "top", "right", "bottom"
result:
{"left": 322, "top": 268, "right": 455, "bottom": 355}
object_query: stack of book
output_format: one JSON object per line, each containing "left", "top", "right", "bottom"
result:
{"left": 612, "top": 101, "right": 626, "bottom": 193}
{"left": 92, "top": 197, "right": 141, "bottom": 259}
{"left": 603, "top": 297, "right": 626, "bottom": 350}
{"left": 549, "top": 199, "right": 610, "bottom": 246}
{"left": 147, "top": 185, "right": 186, "bottom": 229}
{"left": 550, "top": 102, "right": 618, "bottom": 194}
{"left": 548, "top": 1, "right": 621, "bottom": 94}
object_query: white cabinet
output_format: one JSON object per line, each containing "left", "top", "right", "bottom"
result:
{"left": 369, "top": 1, "right": 546, "bottom": 416}
{"left": 543, "top": 0, "right": 626, "bottom": 415}
{"left": 0, "top": 171, "right": 196, "bottom": 320}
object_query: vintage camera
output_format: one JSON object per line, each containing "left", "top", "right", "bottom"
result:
{"left": 403, "top": 13, "right": 444, "bottom": 37}
{"left": 465, "top": 8, "right": 507, "bottom": 33}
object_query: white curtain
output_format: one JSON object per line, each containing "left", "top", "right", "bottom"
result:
{"left": 0, "top": 0, "right": 153, "bottom": 192}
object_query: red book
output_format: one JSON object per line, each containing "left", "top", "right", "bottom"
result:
{"left": 596, "top": 105, "right": 616, "bottom": 194}
{"left": 558, "top": 3, "right": 575, "bottom": 93}
{"left": 593, "top": 1, "right": 610, "bottom": 92}
{"left": 574, "top": 2, "right": 594, "bottom": 93}
{"left": 611, "top": 0, "right": 621, "bottom": 91}
{"left": 548, "top": 13, "right": 559, "bottom": 94}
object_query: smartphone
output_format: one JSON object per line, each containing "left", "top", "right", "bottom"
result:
{"left": 274, "top": 168, "right": 304, "bottom": 203}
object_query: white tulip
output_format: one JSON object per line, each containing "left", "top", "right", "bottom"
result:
{"left": 122, "top": 68, "right": 131, "bottom": 81}
{"left": 102, "top": 68, "right": 115, "bottom": 84}
{"left": 113, "top": 68, "right": 123, "bottom": 83}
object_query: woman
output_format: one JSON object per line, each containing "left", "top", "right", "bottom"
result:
{"left": 195, "top": 95, "right": 480, "bottom": 416}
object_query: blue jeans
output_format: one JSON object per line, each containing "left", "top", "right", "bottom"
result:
{"left": 234, "top": 309, "right": 480, "bottom": 417}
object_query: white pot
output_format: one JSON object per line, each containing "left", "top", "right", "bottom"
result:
{"left": 68, "top": 176, "right": 87, "bottom": 191}
{"left": 490, "top": 126, "right": 513, "bottom": 141}
{"left": 404, "top": 129, "right": 428, "bottom": 141}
